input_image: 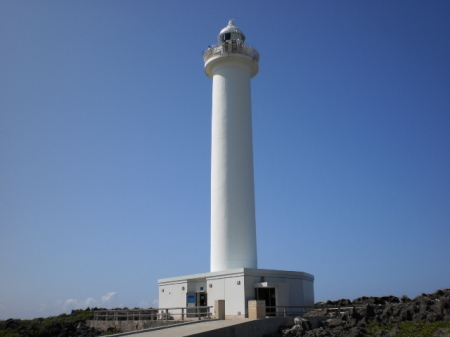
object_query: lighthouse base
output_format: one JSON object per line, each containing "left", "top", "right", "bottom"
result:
{"left": 158, "top": 268, "right": 314, "bottom": 319}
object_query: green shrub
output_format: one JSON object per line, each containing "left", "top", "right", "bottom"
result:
{"left": 0, "top": 309, "right": 98, "bottom": 337}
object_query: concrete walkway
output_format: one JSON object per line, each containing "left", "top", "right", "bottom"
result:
{"left": 107, "top": 317, "right": 289, "bottom": 337}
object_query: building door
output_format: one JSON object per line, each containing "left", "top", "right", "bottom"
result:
{"left": 255, "top": 287, "right": 276, "bottom": 316}
{"left": 186, "top": 293, "right": 196, "bottom": 318}
{"left": 196, "top": 292, "right": 207, "bottom": 317}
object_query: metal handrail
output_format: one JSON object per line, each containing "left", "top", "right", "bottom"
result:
{"left": 265, "top": 305, "right": 379, "bottom": 318}
{"left": 265, "top": 306, "right": 316, "bottom": 317}
{"left": 93, "top": 309, "right": 158, "bottom": 321}
{"left": 93, "top": 306, "right": 213, "bottom": 321}
{"left": 157, "top": 306, "right": 213, "bottom": 321}
{"left": 203, "top": 41, "right": 259, "bottom": 63}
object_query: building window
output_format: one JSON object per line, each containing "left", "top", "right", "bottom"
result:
{"left": 222, "top": 33, "right": 231, "bottom": 41}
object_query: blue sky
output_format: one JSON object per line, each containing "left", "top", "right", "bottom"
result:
{"left": 1, "top": 1, "right": 449, "bottom": 319}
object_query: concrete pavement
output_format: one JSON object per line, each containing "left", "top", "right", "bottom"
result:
{"left": 106, "top": 317, "right": 290, "bottom": 337}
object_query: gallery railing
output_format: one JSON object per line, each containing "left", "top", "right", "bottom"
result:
{"left": 203, "top": 40, "right": 260, "bottom": 63}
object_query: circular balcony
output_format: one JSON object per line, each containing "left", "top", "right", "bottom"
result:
{"left": 203, "top": 40, "right": 259, "bottom": 64}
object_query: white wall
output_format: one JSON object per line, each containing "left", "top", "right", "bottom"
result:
{"left": 158, "top": 269, "right": 314, "bottom": 318}
{"left": 303, "top": 279, "right": 315, "bottom": 306}
{"left": 159, "top": 281, "right": 187, "bottom": 313}
{"left": 224, "top": 275, "right": 246, "bottom": 317}
{"left": 276, "top": 283, "right": 290, "bottom": 307}
{"left": 207, "top": 273, "right": 246, "bottom": 317}
{"left": 209, "top": 56, "right": 258, "bottom": 272}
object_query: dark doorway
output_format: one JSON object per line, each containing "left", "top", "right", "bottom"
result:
{"left": 255, "top": 287, "right": 276, "bottom": 316}
{"left": 197, "top": 292, "right": 207, "bottom": 317}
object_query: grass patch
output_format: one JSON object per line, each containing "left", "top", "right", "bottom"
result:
{"left": 365, "top": 321, "right": 450, "bottom": 337}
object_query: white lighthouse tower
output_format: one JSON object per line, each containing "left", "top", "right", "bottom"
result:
{"left": 205, "top": 19, "right": 259, "bottom": 272}
{"left": 158, "top": 21, "right": 314, "bottom": 319}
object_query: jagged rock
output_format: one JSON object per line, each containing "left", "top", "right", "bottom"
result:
{"left": 378, "top": 296, "right": 399, "bottom": 305}
{"left": 401, "top": 295, "right": 410, "bottom": 303}
{"left": 299, "top": 317, "right": 312, "bottom": 330}
{"left": 434, "top": 328, "right": 450, "bottom": 337}
{"left": 294, "top": 316, "right": 310, "bottom": 327}
{"left": 322, "top": 318, "right": 342, "bottom": 327}
{"left": 282, "top": 317, "right": 313, "bottom": 336}
{"left": 268, "top": 289, "right": 450, "bottom": 337}
{"left": 304, "top": 327, "right": 323, "bottom": 337}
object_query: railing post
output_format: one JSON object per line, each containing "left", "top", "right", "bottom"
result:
{"left": 182, "top": 308, "right": 185, "bottom": 321}
{"left": 165, "top": 309, "right": 169, "bottom": 321}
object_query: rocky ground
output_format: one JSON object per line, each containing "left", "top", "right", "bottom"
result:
{"left": 272, "top": 289, "right": 450, "bottom": 337}
{"left": 2, "top": 290, "right": 449, "bottom": 336}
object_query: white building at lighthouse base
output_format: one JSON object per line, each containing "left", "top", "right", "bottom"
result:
{"left": 158, "top": 268, "right": 314, "bottom": 319}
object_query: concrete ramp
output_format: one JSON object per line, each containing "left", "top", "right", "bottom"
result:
{"left": 109, "top": 318, "right": 289, "bottom": 337}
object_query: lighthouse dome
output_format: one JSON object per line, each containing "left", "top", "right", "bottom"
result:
{"left": 218, "top": 19, "right": 246, "bottom": 43}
